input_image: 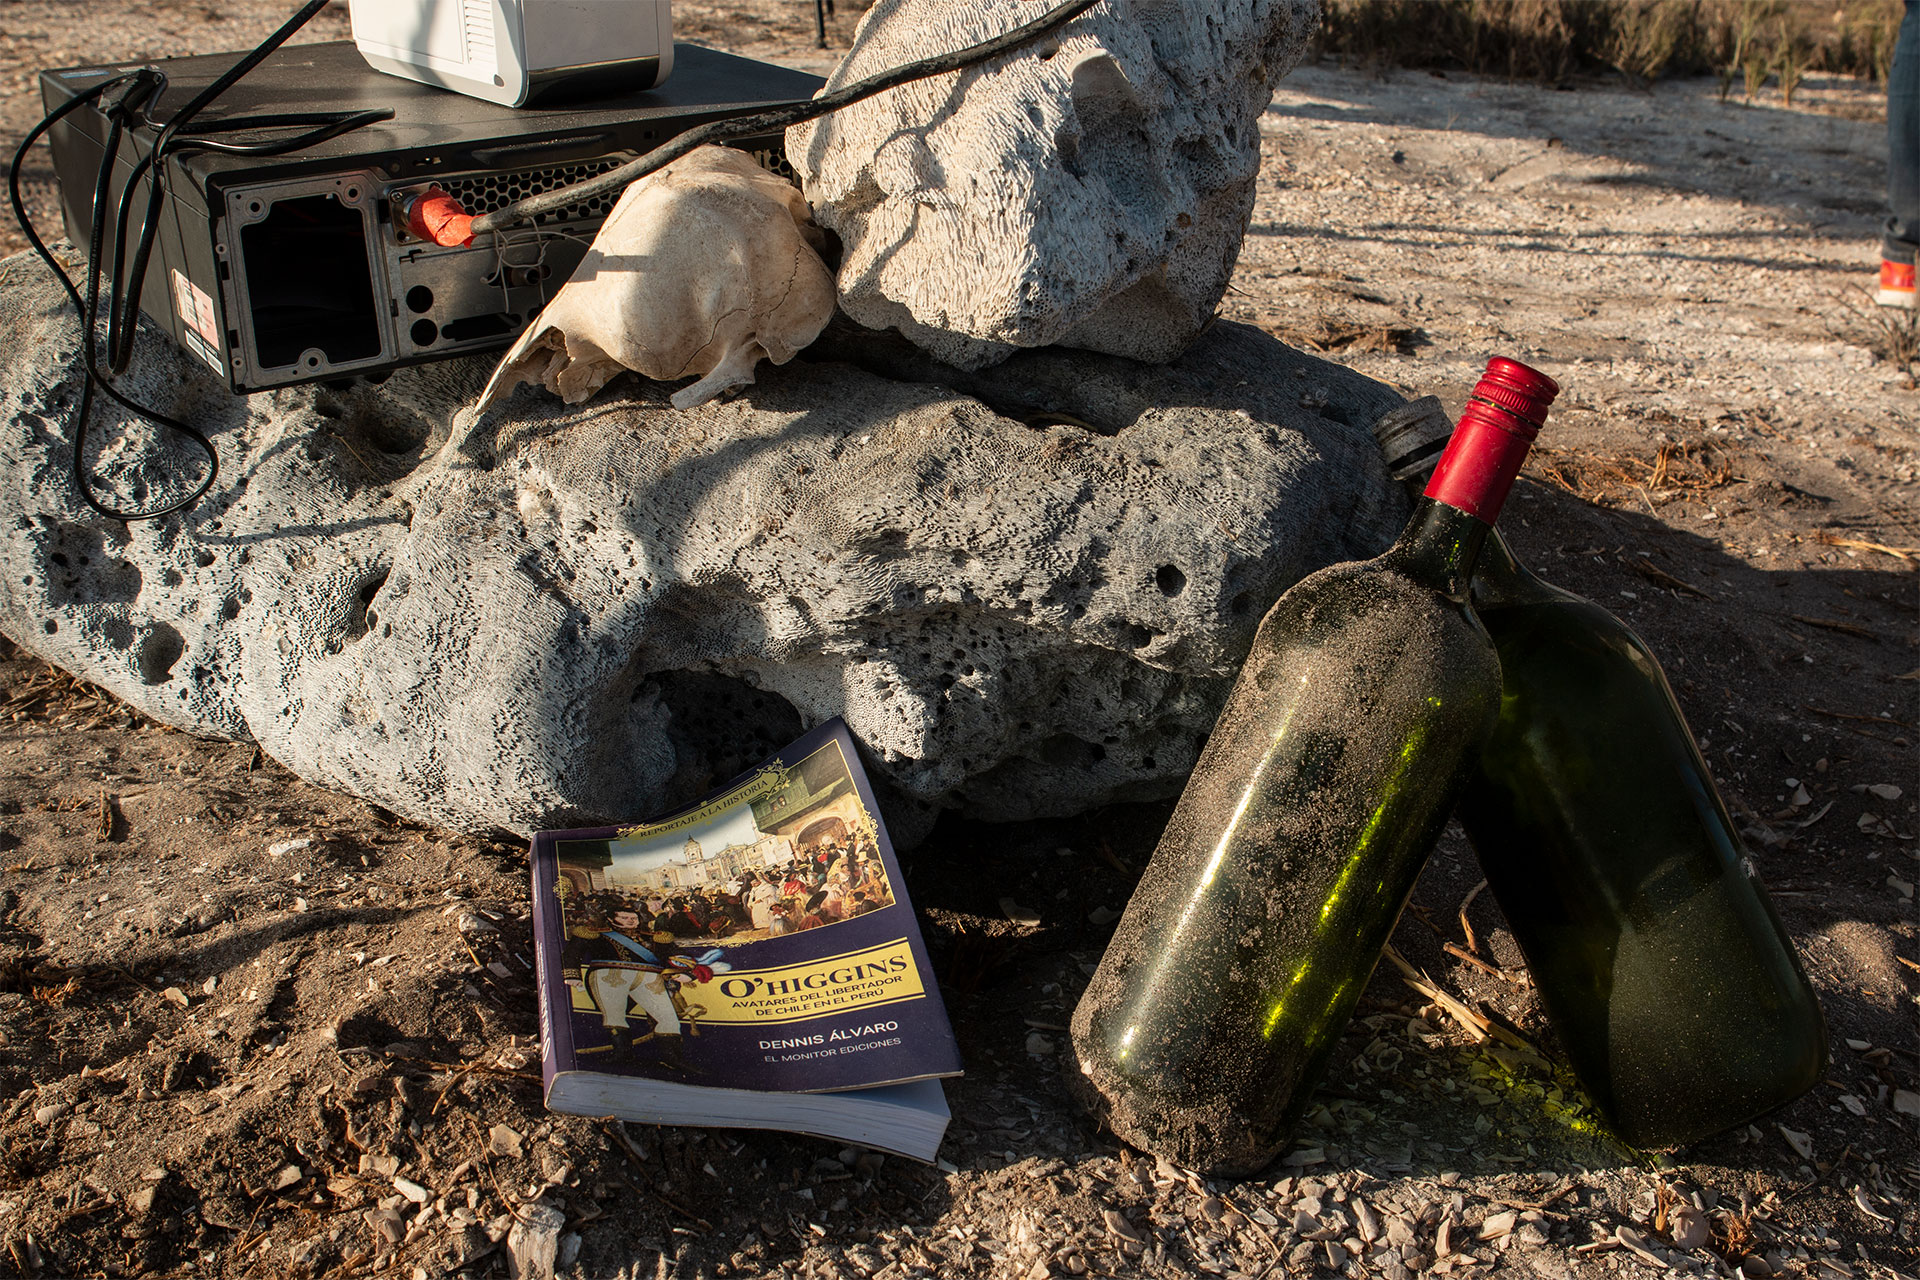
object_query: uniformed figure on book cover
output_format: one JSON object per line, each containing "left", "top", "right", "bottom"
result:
{"left": 534, "top": 720, "right": 961, "bottom": 1094}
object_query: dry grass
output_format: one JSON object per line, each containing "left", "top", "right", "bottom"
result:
{"left": 1826, "top": 290, "right": 1920, "bottom": 385}
{"left": 1265, "top": 317, "right": 1425, "bottom": 355}
{"left": 1, "top": 661, "right": 137, "bottom": 730}
{"left": 1316, "top": 0, "right": 1902, "bottom": 87}
{"left": 1814, "top": 529, "right": 1920, "bottom": 561}
{"left": 1865, "top": 306, "right": 1920, "bottom": 379}
{"left": 1528, "top": 438, "right": 1737, "bottom": 506}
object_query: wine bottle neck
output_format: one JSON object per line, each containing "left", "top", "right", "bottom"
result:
{"left": 1470, "top": 528, "right": 1526, "bottom": 596}
{"left": 1385, "top": 462, "right": 1544, "bottom": 604}
{"left": 1371, "top": 401, "right": 1553, "bottom": 604}
{"left": 1387, "top": 497, "right": 1492, "bottom": 602}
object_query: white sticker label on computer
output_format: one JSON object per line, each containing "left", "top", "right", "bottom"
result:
{"left": 169, "top": 268, "right": 221, "bottom": 344}
{"left": 169, "top": 269, "right": 225, "bottom": 376}
{"left": 181, "top": 326, "right": 225, "bottom": 377}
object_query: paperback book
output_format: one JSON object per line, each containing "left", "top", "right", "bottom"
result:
{"left": 530, "top": 719, "right": 963, "bottom": 1161}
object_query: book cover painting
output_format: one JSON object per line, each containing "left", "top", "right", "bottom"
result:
{"left": 538, "top": 719, "right": 962, "bottom": 1095}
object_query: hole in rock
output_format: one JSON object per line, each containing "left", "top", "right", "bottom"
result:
{"left": 637, "top": 671, "right": 805, "bottom": 808}
{"left": 1036, "top": 734, "right": 1107, "bottom": 768}
{"left": 345, "top": 569, "right": 391, "bottom": 643}
{"left": 353, "top": 407, "right": 433, "bottom": 457}
{"left": 44, "top": 524, "right": 142, "bottom": 605}
{"left": 1155, "top": 564, "right": 1186, "bottom": 596}
{"left": 137, "top": 624, "right": 184, "bottom": 685}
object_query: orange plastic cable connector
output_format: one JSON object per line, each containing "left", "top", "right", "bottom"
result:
{"left": 405, "top": 188, "right": 474, "bottom": 247}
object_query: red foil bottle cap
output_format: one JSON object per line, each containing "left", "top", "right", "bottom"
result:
{"left": 1469, "top": 357, "right": 1559, "bottom": 427}
{"left": 1422, "top": 357, "right": 1558, "bottom": 525}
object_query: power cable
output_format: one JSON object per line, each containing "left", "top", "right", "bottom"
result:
{"left": 102, "top": 105, "right": 391, "bottom": 373}
{"left": 11, "top": 0, "right": 1107, "bottom": 519}
{"left": 470, "top": 0, "right": 1102, "bottom": 233}
{"left": 8, "top": 72, "right": 224, "bottom": 524}
{"left": 6, "top": 0, "right": 383, "bottom": 522}
{"left": 104, "top": 0, "right": 335, "bottom": 376}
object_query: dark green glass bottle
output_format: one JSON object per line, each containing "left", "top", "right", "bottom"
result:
{"left": 1374, "top": 398, "right": 1827, "bottom": 1151}
{"left": 1069, "top": 360, "right": 1559, "bottom": 1177}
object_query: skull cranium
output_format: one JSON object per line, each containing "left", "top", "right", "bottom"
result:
{"left": 475, "top": 145, "right": 836, "bottom": 414}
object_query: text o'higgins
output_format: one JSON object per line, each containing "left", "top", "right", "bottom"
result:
{"left": 719, "top": 955, "right": 908, "bottom": 998}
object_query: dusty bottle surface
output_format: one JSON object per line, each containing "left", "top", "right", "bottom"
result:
{"left": 1376, "top": 396, "right": 1828, "bottom": 1151}
{"left": 1460, "top": 537, "right": 1827, "bottom": 1148}
{"left": 1069, "top": 359, "right": 1558, "bottom": 1177}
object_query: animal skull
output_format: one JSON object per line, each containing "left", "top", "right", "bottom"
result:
{"left": 475, "top": 145, "right": 836, "bottom": 413}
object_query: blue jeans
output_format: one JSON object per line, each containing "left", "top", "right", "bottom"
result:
{"left": 1888, "top": 0, "right": 1920, "bottom": 263}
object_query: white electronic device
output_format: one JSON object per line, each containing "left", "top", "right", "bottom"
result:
{"left": 349, "top": 0, "right": 673, "bottom": 107}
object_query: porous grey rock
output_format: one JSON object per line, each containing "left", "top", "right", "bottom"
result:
{"left": 0, "top": 251, "right": 1407, "bottom": 842}
{"left": 788, "top": 0, "right": 1320, "bottom": 370}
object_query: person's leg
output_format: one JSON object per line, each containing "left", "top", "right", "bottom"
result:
{"left": 1882, "top": 0, "right": 1920, "bottom": 304}
{"left": 588, "top": 967, "right": 640, "bottom": 1030}
{"left": 585, "top": 966, "right": 638, "bottom": 1052}
{"left": 631, "top": 974, "right": 682, "bottom": 1037}
{"left": 633, "top": 976, "right": 698, "bottom": 1072}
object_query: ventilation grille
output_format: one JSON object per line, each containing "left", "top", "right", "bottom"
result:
{"left": 736, "top": 141, "right": 798, "bottom": 183}
{"left": 462, "top": 0, "right": 497, "bottom": 71}
{"left": 442, "top": 144, "right": 799, "bottom": 226}
{"left": 441, "top": 159, "right": 630, "bottom": 224}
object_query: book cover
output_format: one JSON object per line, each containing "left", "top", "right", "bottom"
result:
{"left": 530, "top": 718, "right": 962, "bottom": 1150}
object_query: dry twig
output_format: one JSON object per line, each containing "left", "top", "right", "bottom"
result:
{"left": 1790, "top": 615, "right": 1880, "bottom": 642}
{"left": 1444, "top": 941, "right": 1527, "bottom": 985}
{"left": 1380, "top": 944, "right": 1541, "bottom": 1061}
{"left": 1631, "top": 558, "right": 1712, "bottom": 600}
{"left": 1457, "top": 879, "right": 1487, "bottom": 955}
{"left": 1815, "top": 531, "right": 1920, "bottom": 563}
{"left": 1804, "top": 705, "right": 1913, "bottom": 729}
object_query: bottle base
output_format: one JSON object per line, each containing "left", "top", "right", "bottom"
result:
{"left": 1064, "top": 1040, "right": 1294, "bottom": 1180}
{"left": 1599, "top": 1073, "right": 1829, "bottom": 1153}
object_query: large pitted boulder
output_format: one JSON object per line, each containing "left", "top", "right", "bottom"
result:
{"left": 0, "top": 252, "right": 1408, "bottom": 843}
{"left": 788, "top": 0, "right": 1320, "bottom": 369}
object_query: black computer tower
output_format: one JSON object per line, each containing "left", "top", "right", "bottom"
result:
{"left": 41, "top": 40, "right": 822, "bottom": 392}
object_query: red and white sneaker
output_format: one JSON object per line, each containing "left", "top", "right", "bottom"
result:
{"left": 1879, "top": 258, "right": 1917, "bottom": 309}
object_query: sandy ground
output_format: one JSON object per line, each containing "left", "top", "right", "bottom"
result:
{"left": 0, "top": 2, "right": 1915, "bottom": 1278}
